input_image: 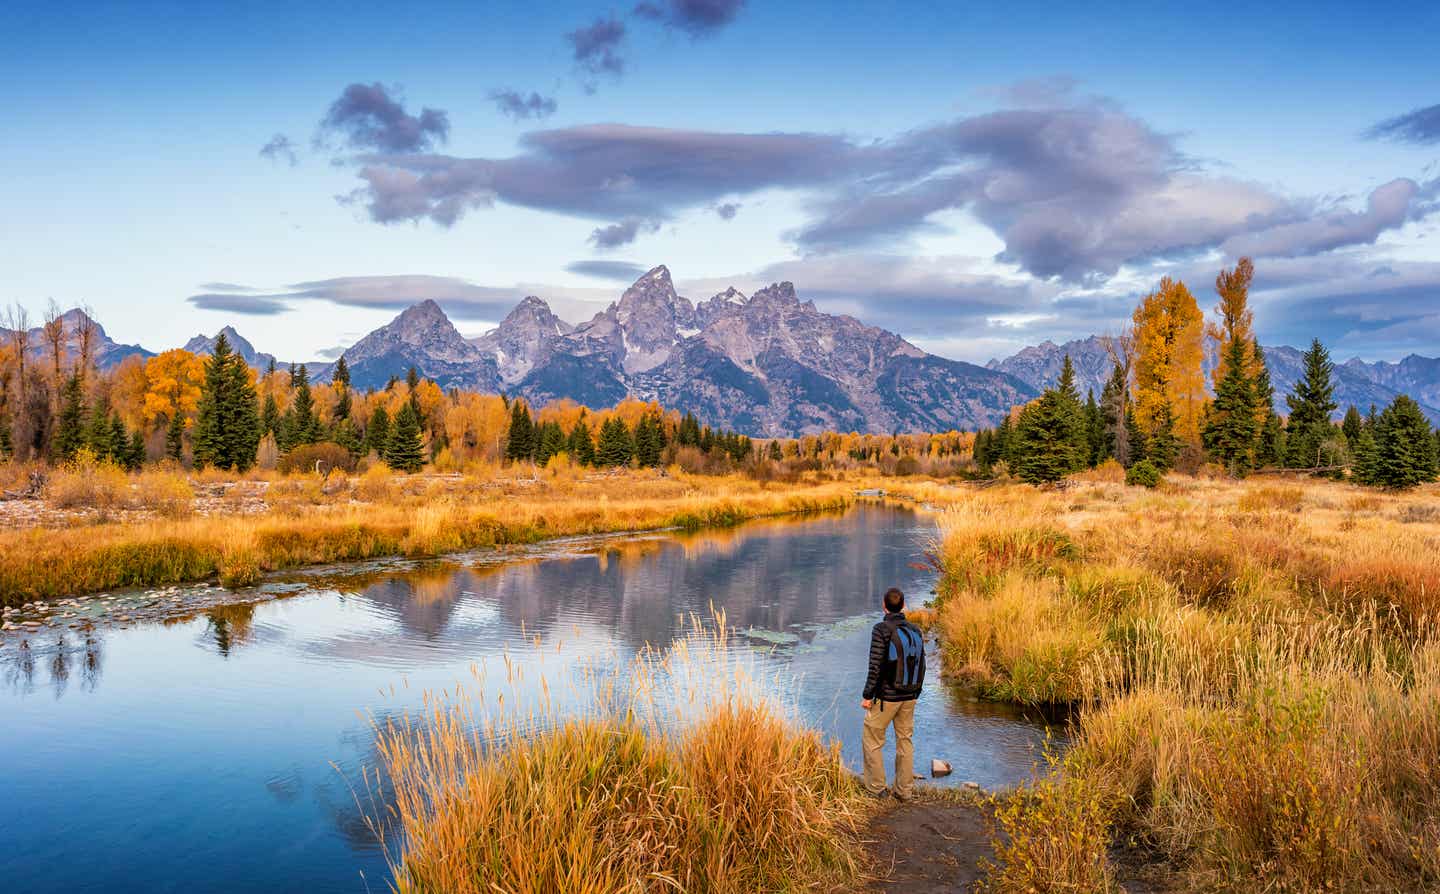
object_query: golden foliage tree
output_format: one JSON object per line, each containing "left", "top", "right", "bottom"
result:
{"left": 1132, "top": 276, "right": 1205, "bottom": 443}
{"left": 140, "top": 349, "right": 206, "bottom": 430}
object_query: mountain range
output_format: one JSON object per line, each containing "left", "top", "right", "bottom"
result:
{"left": 987, "top": 337, "right": 1440, "bottom": 424}
{"left": 6, "top": 266, "right": 1439, "bottom": 434}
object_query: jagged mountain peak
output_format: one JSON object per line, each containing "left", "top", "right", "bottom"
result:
{"left": 473, "top": 295, "right": 572, "bottom": 384}
{"left": 750, "top": 281, "right": 800, "bottom": 306}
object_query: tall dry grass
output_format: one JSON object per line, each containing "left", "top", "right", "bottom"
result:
{"left": 368, "top": 618, "right": 865, "bottom": 894}
{"left": 0, "top": 473, "right": 858, "bottom": 605}
{"left": 929, "top": 478, "right": 1440, "bottom": 891}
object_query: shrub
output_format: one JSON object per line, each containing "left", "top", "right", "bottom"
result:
{"left": 1125, "top": 459, "right": 1162, "bottom": 488}
{"left": 354, "top": 464, "right": 394, "bottom": 502}
{"left": 47, "top": 449, "right": 129, "bottom": 509}
{"left": 278, "top": 441, "right": 355, "bottom": 475}
{"left": 134, "top": 470, "right": 195, "bottom": 517}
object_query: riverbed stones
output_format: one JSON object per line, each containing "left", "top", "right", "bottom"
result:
{"left": 931, "top": 759, "right": 952, "bottom": 777}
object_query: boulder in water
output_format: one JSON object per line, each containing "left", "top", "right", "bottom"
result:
{"left": 931, "top": 758, "right": 952, "bottom": 777}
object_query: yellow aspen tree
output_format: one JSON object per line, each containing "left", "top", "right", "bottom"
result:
{"left": 1132, "top": 276, "right": 1206, "bottom": 443}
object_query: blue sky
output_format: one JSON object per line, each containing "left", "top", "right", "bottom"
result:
{"left": 3, "top": 0, "right": 1438, "bottom": 364}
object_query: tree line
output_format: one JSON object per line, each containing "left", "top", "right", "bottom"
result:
{"left": 974, "top": 258, "right": 1440, "bottom": 489}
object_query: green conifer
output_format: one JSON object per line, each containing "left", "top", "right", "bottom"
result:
{"left": 385, "top": 401, "right": 425, "bottom": 473}
{"left": 505, "top": 401, "right": 535, "bottom": 462}
{"left": 1203, "top": 333, "right": 1259, "bottom": 474}
{"left": 53, "top": 373, "right": 88, "bottom": 462}
{"left": 363, "top": 405, "right": 391, "bottom": 456}
{"left": 596, "top": 416, "right": 634, "bottom": 467}
{"left": 567, "top": 418, "right": 596, "bottom": 466}
{"left": 1370, "top": 395, "right": 1438, "bottom": 488}
{"left": 1284, "top": 339, "right": 1338, "bottom": 469}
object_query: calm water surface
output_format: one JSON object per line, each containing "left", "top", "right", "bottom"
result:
{"left": 0, "top": 504, "right": 1060, "bottom": 893}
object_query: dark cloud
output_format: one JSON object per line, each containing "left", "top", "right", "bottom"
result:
{"left": 488, "top": 89, "right": 558, "bottom": 121}
{"left": 319, "top": 83, "right": 449, "bottom": 153}
{"left": 714, "top": 202, "right": 740, "bottom": 220}
{"left": 633, "top": 0, "right": 746, "bottom": 36}
{"left": 567, "top": 17, "right": 626, "bottom": 79}
{"left": 314, "top": 344, "right": 349, "bottom": 360}
{"left": 566, "top": 260, "right": 651, "bottom": 281}
{"left": 187, "top": 293, "right": 291, "bottom": 316}
{"left": 588, "top": 217, "right": 660, "bottom": 249}
{"left": 344, "top": 124, "right": 853, "bottom": 227}
{"left": 281, "top": 275, "right": 516, "bottom": 320}
{"left": 333, "top": 97, "right": 1440, "bottom": 284}
{"left": 259, "top": 134, "right": 298, "bottom": 166}
{"left": 1365, "top": 103, "right": 1440, "bottom": 145}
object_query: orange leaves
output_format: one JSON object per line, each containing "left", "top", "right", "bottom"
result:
{"left": 1132, "top": 276, "right": 1205, "bottom": 443}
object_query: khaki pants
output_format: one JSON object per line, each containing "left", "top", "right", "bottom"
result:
{"left": 862, "top": 698, "right": 915, "bottom": 797}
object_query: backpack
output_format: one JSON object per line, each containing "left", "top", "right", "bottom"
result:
{"left": 885, "top": 619, "right": 926, "bottom": 695}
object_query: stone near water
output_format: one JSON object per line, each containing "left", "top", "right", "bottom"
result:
{"left": 962, "top": 781, "right": 981, "bottom": 791}
{"left": 931, "top": 758, "right": 952, "bottom": 777}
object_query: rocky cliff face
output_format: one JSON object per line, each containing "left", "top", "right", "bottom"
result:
{"left": 184, "top": 326, "right": 280, "bottom": 371}
{"left": 324, "top": 299, "right": 499, "bottom": 392}
{"left": 990, "top": 338, "right": 1440, "bottom": 423}
{"left": 469, "top": 296, "right": 572, "bottom": 384}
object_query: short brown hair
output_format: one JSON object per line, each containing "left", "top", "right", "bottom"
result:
{"left": 883, "top": 588, "right": 905, "bottom": 612}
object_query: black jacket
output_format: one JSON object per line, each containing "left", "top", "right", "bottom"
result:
{"left": 863, "top": 611, "right": 921, "bottom": 702}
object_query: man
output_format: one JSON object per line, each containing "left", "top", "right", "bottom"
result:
{"left": 861, "top": 587, "right": 925, "bottom": 800}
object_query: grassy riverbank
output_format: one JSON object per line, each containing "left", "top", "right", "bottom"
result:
{"left": 931, "top": 477, "right": 1440, "bottom": 891}
{"left": 0, "top": 468, "right": 880, "bottom": 605}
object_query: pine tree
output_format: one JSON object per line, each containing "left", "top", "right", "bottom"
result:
{"left": 1012, "top": 357, "right": 1088, "bottom": 484}
{"left": 1257, "top": 412, "right": 1284, "bottom": 468}
{"left": 1284, "top": 339, "right": 1338, "bottom": 469}
{"left": 1084, "top": 390, "right": 1106, "bottom": 467}
{"left": 261, "top": 391, "right": 280, "bottom": 438}
{"left": 193, "top": 331, "right": 262, "bottom": 471}
{"left": 86, "top": 393, "right": 118, "bottom": 461}
{"left": 535, "top": 420, "right": 566, "bottom": 465}
{"left": 1203, "top": 332, "right": 1259, "bottom": 474}
{"left": 166, "top": 410, "right": 185, "bottom": 462}
{"left": 1370, "top": 395, "right": 1438, "bottom": 488}
{"left": 567, "top": 418, "right": 596, "bottom": 466}
{"left": 53, "top": 373, "right": 88, "bottom": 462}
{"left": 0, "top": 408, "right": 12, "bottom": 461}
{"left": 767, "top": 440, "right": 783, "bottom": 461}
{"left": 333, "top": 356, "right": 352, "bottom": 422}
{"left": 1099, "top": 363, "right": 1132, "bottom": 467}
{"left": 108, "top": 414, "right": 128, "bottom": 466}
{"left": 363, "top": 406, "right": 391, "bottom": 456}
{"left": 1341, "top": 405, "right": 1364, "bottom": 448}
{"left": 506, "top": 401, "right": 535, "bottom": 462}
{"left": 127, "top": 429, "right": 146, "bottom": 470}
{"left": 285, "top": 364, "right": 320, "bottom": 449}
{"left": 1146, "top": 402, "right": 1181, "bottom": 471}
{"left": 677, "top": 412, "right": 702, "bottom": 447}
{"left": 596, "top": 416, "right": 633, "bottom": 467}
{"left": 1352, "top": 423, "right": 1379, "bottom": 485}
{"left": 385, "top": 401, "right": 425, "bottom": 473}
{"left": 634, "top": 413, "right": 663, "bottom": 467}
{"left": 405, "top": 367, "right": 423, "bottom": 425}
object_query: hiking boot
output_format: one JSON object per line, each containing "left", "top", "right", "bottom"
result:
{"left": 868, "top": 787, "right": 892, "bottom": 800}
{"left": 893, "top": 788, "right": 915, "bottom": 803}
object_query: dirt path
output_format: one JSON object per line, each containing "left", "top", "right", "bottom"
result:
{"left": 857, "top": 796, "right": 993, "bottom": 893}
{"left": 852, "top": 793, "right": 1172, "bottom": 893}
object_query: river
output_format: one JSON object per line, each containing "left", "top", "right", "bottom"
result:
{"left": 0, "top": 503, "right": 1059, "bottom": 893}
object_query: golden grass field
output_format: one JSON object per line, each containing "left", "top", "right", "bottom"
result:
{"left": 929, "top": 471, "right": 1440, "bottom": 891}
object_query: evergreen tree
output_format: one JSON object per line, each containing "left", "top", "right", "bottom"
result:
{"left": 332, "top": 418, "right": 361, "bottom": 455}
{"left": 384, "top": 401, "right": 425, "bottom": 473}
{"left": 535, "top": 420, "right": 566, "bottom": 465}
{"left": 1146, "top": 402, "right": 1182, "bottom": 471}
{"left": 108, "top": 414, "right": 128, "bottom": 466}
{"left": 1012, "top": 357, "right": 1088, "bottom": 484}
{"left": 1257, "top": 412, "right": 1285, "bottom": 468}
{"left": 166, "top": 410, "right": 185, "bottom": 462}
{"left": 333, "top": 355, "right": 352, "bottom": 422}
{"left": 699, "top": 425, "right": 715, "bottom": 454}
{"left": 285, "top": 364, "right": 320, "bottom": 449}
{"left": 1352, "top": 423, "right": 1379, "bottom": 486}
{"left": 596, "top": 416, "right": 634, "bottom": 467}
{"left": 1084, "top": 389, "right": 1106, "bottom": 467}
{"left": 1125, "top": 407, "right": 1149, "bottom": 466}
{"left": 1203, "top": 332, "right": 1259, "bottom": 474}
{"left": 1099, "top": 363, "right": 1131, "bottom": 467}
{"left": 53, "top": 373, "right": 88, "bottom": 462}
{"left": 261, "top": 391, "right": 279, "bottom": 438}
{"left": 1369, "top": 395, "right": 1438, "bottom": 488}
{"left": 127, "top": 429, "right": 147, "bottom": 470}
{"left": 193, "top": 331, "right": 262, "bottom": 471}
{"left": 0, "top": 409, "right": 12, "bottom": 461}
{"left": 1284, "top": 338, "right": 1338, "bottom": 469}
{"left": 567, "top": 418, "right": 596, "bottom": 466}
{"left": 767, "top": 440, "right": 783, "bottom": 461}
{"left": 677, "top": 412, "right": 702, "bottom": 447}
{"left": 363, "top": 405, "right": 391, "bottom": 456}
{"left": 634, "top": 413, "right": 664, "bottom": 467}
{"left": 405, "top": 367, "right": 424, "bottom": 425}
{"left": 505, "top": 401, "right": 536, "bottom": 462}
{"left": 86, "top": 393, "right": 119, "bottom": 461}
{"left": 1341, "top": 405, "right": 1364, "bottom": 448}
